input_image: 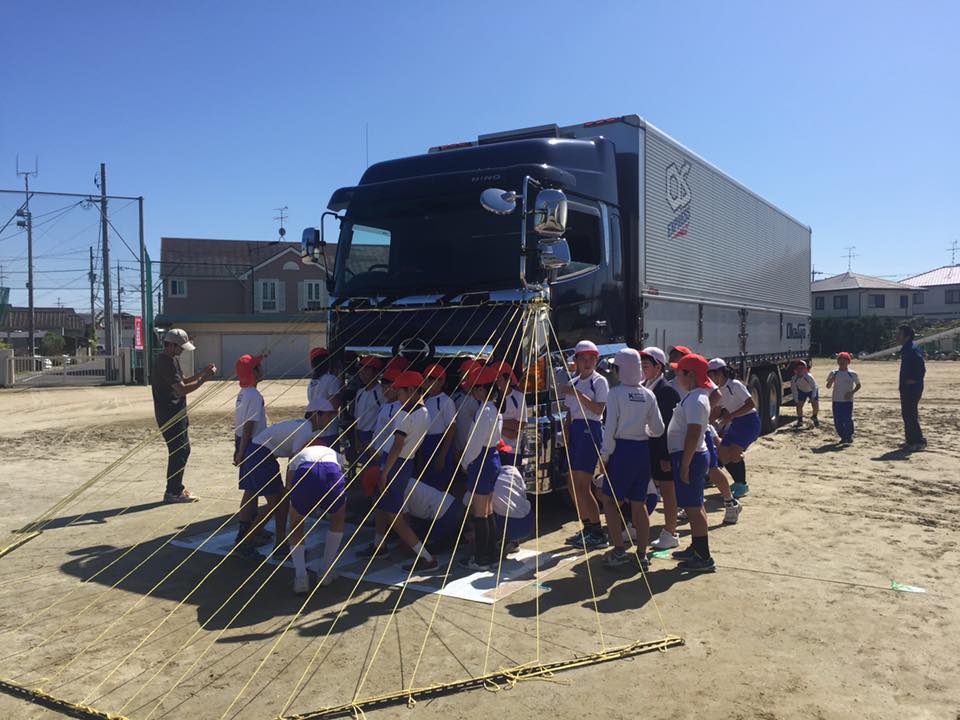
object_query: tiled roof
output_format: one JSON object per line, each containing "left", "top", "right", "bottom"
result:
{"left": 901, "top": 265, "right": 960, "bottom": 287}
{"left": 0, "top": 306, "right": 87, "bottom": 333}
{"left": 159, "top": 237, "right": 336, "bottom": 279}
{"left": 811, "top": 272, "right": 917, "bottom": 292}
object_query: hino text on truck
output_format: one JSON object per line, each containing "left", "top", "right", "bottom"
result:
{"left": 301, "top": 114, "right": 812, "bottom": 495}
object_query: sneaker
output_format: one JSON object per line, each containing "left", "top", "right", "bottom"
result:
{"left": 564, "top": 528, "right": 589, "bottom": 547}
{"left": 908, "top": 442, "right": 926, "bottom": 452}
{"left": 235, "top": 529, "right": 272, "bottom": 548}
{"left": 581, "top": 531, "right": 609, "bottom": 551}
{"left": 318, "top": 569, "right": 339, "bottom": 587}
{"left": 650, "top": 529, "right": 680, "bottom": 550}
{"left": 356, "top": 542, "right": 389, "bottom": 558}
{"left": 293, "top": 574, "right": 310, "bottom": 594}
{"left": 503, "top": 540, "right": 520, "bottom": 556}
{"left": 234, "top": 543, "right": 261, "bottom": 560}
{"left": 678, "top": 554, "right": 716, "bottom": 572}
{"left": 604, "top": 547, "right": 632, "bottom": 568}
{"left": 812, "top": 417, "right": 820, "bottom": 428}
{"left": 403, "top": 555, "right": 440, "bottom": 574}
{"left": 794, "top": 419, "right": 802, "bottom": 429}
{"left": 270, "top": 542, "right": 291, "bottom": 560}
{"left": 163, "top": 489, "right": 198, "bottom": 503}
{"left": 677, "top": 508, "right": 689, "bottom": 524}
{"left": 253, "top": 526, "right": 274, "bottom": 543}
{"left": 722, "top": 500, "right": 742, "bottom": 525}
{"left": 458, "top": 556, "right": 491, "bottom": 572}
{"left": 671, "top": 545, "right": 697, "bottom": 560}
{"left": 731, "top": 482, "right": 750, "bottom": 499}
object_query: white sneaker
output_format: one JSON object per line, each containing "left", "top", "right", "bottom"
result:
{"left": 293, "top": 574, "right": 310, "bottom": 595}
{"left": 650, "top": 529, "right": 679, "bottom": 550}
{"left": 723, "top": 501, "right": 743, "bottom": 525}
{"left": 319, "top": 569, "right": 339, "bottom": 587}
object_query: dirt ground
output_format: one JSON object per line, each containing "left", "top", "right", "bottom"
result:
{"left": 0, "top": 359, "right": 957, "bottom": 720}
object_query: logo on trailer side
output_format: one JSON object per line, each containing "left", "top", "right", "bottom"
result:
{"left": 786, "top": 323, "right": 807, "bottom": 339}
{"left": 665, "top": 161, "right": 692, "bottom": 240}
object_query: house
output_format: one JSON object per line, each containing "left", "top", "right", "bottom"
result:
{"left": 0, "top": 306, "right": 89, "bottom": 355}
{"left": 811, "top": 272, "right": 924, "bottom": 319}
{"left": 900, "top": 266, "right": 960, "bottom": 320}
{"left": 156, "top": 237, "right": 334, "bottom": 379}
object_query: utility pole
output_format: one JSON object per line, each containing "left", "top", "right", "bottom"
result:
{"left": 16, "top": 156, "right": 37, "bottom": 356}
{"left": 88, "top": 247, "right": 96, "bottom": 352}
{"left": 116, "top": 261, "right": 123, "bottom": 349}
{"left": 99, "top": 163, "right": 114, "bottom": 356}
{"left": 811, "top": 265, "right": 826, "bottom": 284}
{"left": 138, "top": 196, "right": 149, "bottom": 384}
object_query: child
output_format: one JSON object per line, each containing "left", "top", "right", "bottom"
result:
{"left": 667, "top": 354, "right": 716, "bottom": 572}
{"left": 707, "top": 358, "right": 759, "bottom": 501}
{"left": 353, "top": 356, "right": 385, "bottom": 462}
{"left": 561, "top": 340, "right": 609, "bottom": 551}
{"left": 453, "top": 358, "right": 484, "bottom": 456}
{"left": 419, "top": 364, "right": 457, "bottom": 490}
{"left": 459, "top": 365, "right": 504, "bottom": 570}
{"left": 233, "top": 354, "right": 274, "bottom": 555}
{"left": 307, "top": 348, "right": 343, "bottom": 445}
{"left": 791, "top": 360, "right": 820, "bottom": 428}
{"left": 495, "top": 362, "right": 526, "bottom": 467}
{"left": 826, "top": 352, "right": 861, "bottom": 444}
{"left": 490, "top": 465, "right": 533, "bottom": 555}
{"left": 285, "top": 441, "right": 347, "bottom": 594}
{"left": 599, "top": 348, "right": 664, "bottom": 569}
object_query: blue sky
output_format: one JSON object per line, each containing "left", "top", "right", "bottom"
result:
{"left": 1, "top": 1, "right": 958, "bottom": 314}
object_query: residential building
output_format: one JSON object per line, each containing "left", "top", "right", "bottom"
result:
{"left": 811, "top": 272, "right": 924, "bottom": 319}
{"left": 156, "top": 237, "right": 333, "bottom": 378}
{"left": 900, "top": 266, "right": 960, "bottom": 320}
{"left": 0, "top": 306, "right": 89, "bottom": 355}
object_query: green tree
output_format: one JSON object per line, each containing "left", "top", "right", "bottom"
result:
{"left": 40, "top": 333, "right": 65, "bottom": 356}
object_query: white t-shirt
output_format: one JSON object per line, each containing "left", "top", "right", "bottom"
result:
{"left": 461, "top": 400, "right": 501, "bottom": 468}
{"left": 235, "top": 387, "right": 267, "bottom": 438}
{"left": 492, "top": 465, "right": 531, "bottom": 519}
{"left": 307, "top": 373, "right": 342, "bottom": 435}
{"left": 425, "top": 392, "right": 457, "bottom": 436}
{"left": 289, "top": 444, "right": 342, "bottom": 471}
{"left": 792, "top": 372, "right": 818, "bottom": 397}
{"left": 564, "top": 372, "right": 609, "bottom": 421}
{"left": 717, "top": 379, "right": 755, "bottom": 415}
{"left": 404, "top": 478, "right": 454, "bottom": 520}
{"left": 600, "top": 384, "right": 665, "bottom": 459}
{"left": 355, "top": 384, "right": 384, "bottom": 433}
{"left": 372, "top": 400, "right": 402, "bottom": 451}
{"left": 501, "top": 389, "right": 527, "bottom": 435}
{"left": 389, "top": 404, "right": 430, "bottom": 459}
{"left": 454, "top": 393, "right": 481, "bottom": 452}
{"left": 667, "top": 388, "right": 710, "bottom": 454}
{"left": 253, "top": 419, "right": 315, "bottom": 457}
{"left": 827, "top": 369, "right": 860, "bottom": 402}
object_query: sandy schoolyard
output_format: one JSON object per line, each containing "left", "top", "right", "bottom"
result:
{"left": 0, "top": 358, "right": 957, "bottom": 719}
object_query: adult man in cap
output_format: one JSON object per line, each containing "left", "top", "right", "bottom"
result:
{"left": 152, "top": 329, "right": 217, "bottom": 502}
{"left": 896, "top": 325, "right": 926, "bottom": 451}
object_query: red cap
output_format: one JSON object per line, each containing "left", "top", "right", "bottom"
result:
{"left": 392, "top": 370, "right": 424, "bottom": 390}
{"left": 669, "top": 345, "right": 692, "bottom": 357}
{"left": 496, "top": 439, "right": 513, "bottom": 454}
{"left": 837, "top": 352, "right": 852, "bottom": 361}
{"left": 235, "top": 354, "right": 263, "bottom": 387}
{"left": 425, "top": 363, "right": 446, "bottom": 381}
{"left": 460, "top": 365, "right": 483, "bottom": 391}
{"left": 384, "top": 356, "right": 411, "bottom": 375}
{"left": 309, "top": 347, "right": 329, "bottom": 363}
{"left": 382, "top": 366, "right": 403, "bottom": 383}
{"left": 493, "top": 361, "right": 520, "bottom": 386}
{"left": 459, "top": 358, "right": 482, "bottom": 374}
{"left": 360, "top": 356, "right": 384, "bottom": 369}
{"left": 670, "top": 353, "right": 712, "bottom": 389}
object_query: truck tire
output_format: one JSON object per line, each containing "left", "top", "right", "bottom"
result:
{"left": 762, "top": 370, "right": 782, "bottom": 434}
{"left": 747, "top": 373, "right": 765, "bottom": 433}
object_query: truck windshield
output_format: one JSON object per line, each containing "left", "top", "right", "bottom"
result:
{"left": 333, "top": 192, "right": 521, "bottom": 296}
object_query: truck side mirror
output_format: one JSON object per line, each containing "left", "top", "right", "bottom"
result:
{"left": 480, "top": 188, "right": 519, "bottom": 215}
{"left": 540, "top": 238, "right": 570, "bottom": 278}
{"left": 533, "top": 189, "right": 567, "bottom": 237}
{"left": 301, "top": 227, "right": 321, "bottom": 264}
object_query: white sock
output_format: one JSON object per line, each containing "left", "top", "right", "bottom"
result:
{"left": 322, "top": 531, "right": 343, "bottom": 572}
{"left": 292, "top": 544, "right": 307, "bottom": 578}
{"left": 412, "top": 541, "right": 434, "bottom": 563}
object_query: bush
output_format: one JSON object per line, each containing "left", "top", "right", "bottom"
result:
{"left": 811, "top": 316, "right": 942, "bottom": 355}
{"left": 40, "top": 333, "right": 65, "bottom": 356}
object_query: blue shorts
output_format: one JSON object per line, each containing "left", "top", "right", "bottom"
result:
{"left": 288, "top": 461, "right": 346, "bottom": 516}
{"left": 464, "top": 446, "right": 501, "bottom": 497}
{"left": 418, "top": 433, "right": 453, "bottom": 491}
{"left": 797, "top": 390, "right": 818, "bottom": 402}
{"left": 378, "top": 458, "right": 416, "bottom": 514}
{"left": 568, "top": 419, "right": 602, "bottom": 474}
{"left": 428, "top": 502, "right": 462, "bottom": 549}
{"left": 671, "top": 450, "right": 709, "bottom": 509}
{"left": 238, "top": 439, "right": 283, "bottom": 497}
{"left": 356, "top": 429, "right": 374, "bottom": 460}
{"left": 494, "top": 510, "right": 535, "bottom": 542}
{"left": 705, "top": 432, "right": 719, "bottom": 469}
{"left": 721, "top": 412, "right": 761, "bottom": 450}
{"left": 602, "top": 439, "right": 651, "bottom": 502}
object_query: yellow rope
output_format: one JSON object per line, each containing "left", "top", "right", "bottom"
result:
{"left": 0, "top": 676, "right": 128, "bottom": 720}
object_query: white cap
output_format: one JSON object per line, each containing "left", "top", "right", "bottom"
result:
{"left": 163, "top": 328, "right": 195, "bottom": 351}
{"left": 707, "top": 357, "right": 727, "bottom": 371}
{"left": 573, "top": 340, "right": 599, "bottom": 357}
{"left": 612, "top": 348, "right": 643, "bottom": 385}
{"left": 640, "top": 346, "right": 667, "bottom": 367}
{"left": 306, "top": 396, "right": 334, "bottom": 413}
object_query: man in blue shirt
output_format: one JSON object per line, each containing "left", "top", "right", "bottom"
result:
{"left": 896, "top": 325, "right": 926, "bottom": 451}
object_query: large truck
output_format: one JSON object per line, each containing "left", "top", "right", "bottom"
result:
{"left": 302, "top": 114, "right": 811, "bottom": 492}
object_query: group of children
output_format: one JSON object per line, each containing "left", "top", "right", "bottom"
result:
{"left": 791, "top": 353, "right": 862, "bottom": 444}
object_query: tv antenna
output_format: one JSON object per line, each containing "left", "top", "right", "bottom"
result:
{"left": 949, "top": 239, "right": 958, "bottom": 265}
{"left": 842, "top": 246, "right": 857, "bottom": 271}
{"left": 273, "top": 206, "right": 288, "bottom": 239}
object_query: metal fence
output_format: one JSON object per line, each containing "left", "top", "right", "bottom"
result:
{"left": 12, "top": 354, "right": 123, "bottom": 386}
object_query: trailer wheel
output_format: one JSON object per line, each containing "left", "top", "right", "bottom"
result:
{"left": 747, "top": 373, "right": 765, "bottom": 432}
{"left": 762, "top": 370, "right": 782, "bottom": 434}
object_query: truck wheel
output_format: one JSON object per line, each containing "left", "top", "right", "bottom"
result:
{"left": 747, "top": 373, "right": 765, "bottom": 433}
{"left": 762, "top": 370, "right": 782, "bottom": 434}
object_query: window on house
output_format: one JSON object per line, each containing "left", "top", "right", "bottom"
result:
{"left": 302, "top": 281, "right": 325, "bottom": 310}
{"left": 259, "top": 279, "right": 278, "bottom": 312}
{"left": 899, "top": 295, "right": 909, "bottom": 309}
{"left": 168, "top": 278, "right": 187, "bottom": 298}
{"left": 814, "top": 296, "right": 825, "bottom": 310}
{"left": 946, "top": 289, "right": 960, "bottom": 304}
{"left": 913, "top": 292, "right": 924, "bottom": 305}
{"left": 557, "top": 204, "right": 603, "bottom": 278}
{"left": 833, "top": 295, "right": 848, "bottom": 310}
{"left": 867, "top": 294, "right": 885, "bottom": 309}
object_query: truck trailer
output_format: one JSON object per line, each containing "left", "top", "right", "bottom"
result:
{"left": 302, "top": 114, "right": 811, "bottom": 492}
